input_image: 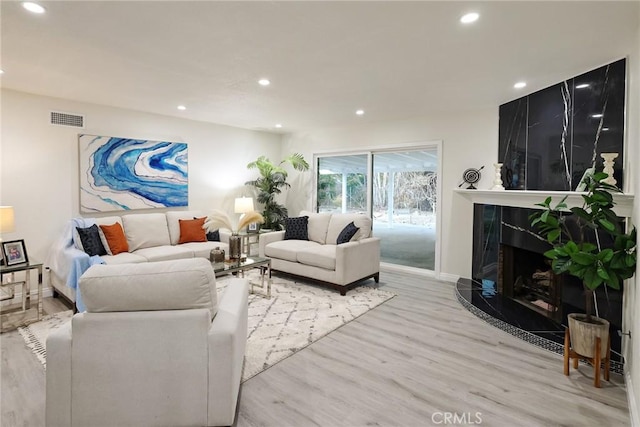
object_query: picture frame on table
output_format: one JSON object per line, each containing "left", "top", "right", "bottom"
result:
{"left": 2, "top": 239, "right": 29, "bottom": 266}
{"left": 248, "top": 222, "right": 259, "bottom": 233}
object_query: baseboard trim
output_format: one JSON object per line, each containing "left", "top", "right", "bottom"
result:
{"left": 380, "top": 263, "right": 435, "bottom": 277}
{"left": 628, "top": 372, "right": 640, "bottom": 427}
{"left": 438, "top": 272, "right": 460, "bottom": 283}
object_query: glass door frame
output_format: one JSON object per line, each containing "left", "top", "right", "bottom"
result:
{"left": 312, "top": 140, "right": 442, "bottom": 277}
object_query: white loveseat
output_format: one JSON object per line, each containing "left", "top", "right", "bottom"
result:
{"left": 259, "top": 211, "right": 380, "bottom": 295}
{"left": 47, "top": 210, "right": 229, "bottom": 309}
{"left": 46, "top": 258, "right": 248, "bottom": 427}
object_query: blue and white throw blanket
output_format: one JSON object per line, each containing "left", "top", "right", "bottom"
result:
{"left": 45, "top": 218, "right": 105, "bottom": 312}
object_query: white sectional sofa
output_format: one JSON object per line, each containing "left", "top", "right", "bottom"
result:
{"left": 259, "top": 211, "right": 380, "bottom": 295}
{"left": 47, "top": 210, "right": 229, "bottom": 309}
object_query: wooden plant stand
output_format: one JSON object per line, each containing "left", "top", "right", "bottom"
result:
{"left": 563, "top": 328, "right": 610, "bottom": 388}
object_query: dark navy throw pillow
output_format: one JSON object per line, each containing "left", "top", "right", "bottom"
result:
{"left": 206, "top": 230, "right": 220, "bottom": 242}
{"left": 336, "top": 221, "right": 359, "bottom": 244}
{"left": 284, "top": 216, "right": 309, "bottom": 240}
{"left": 76, "top": 224, "right": 108, "bottom": 257}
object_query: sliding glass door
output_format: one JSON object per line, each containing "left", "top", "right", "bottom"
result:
{"left": 315, "top": 146, "right": 439, "bottom": 271}
{"left": 317, "top": 154, "right": 368, "bottom": 214}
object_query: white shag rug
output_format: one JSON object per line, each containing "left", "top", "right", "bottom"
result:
{"left": 18, "top": 273, "right": 395, "bottom": 381}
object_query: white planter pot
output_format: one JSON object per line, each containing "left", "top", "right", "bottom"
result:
{"left": 567, "top": 313, "right": 609, "bottom": 358}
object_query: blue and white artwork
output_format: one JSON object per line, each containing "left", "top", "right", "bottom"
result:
{"left": 79, "top": 134, "right": 188, "bottom": 212}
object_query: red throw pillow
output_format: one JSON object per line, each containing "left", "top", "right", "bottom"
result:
{"left": 178, "top": 217, "right": 207, "bottom": 244}
{"left": 99, "top": 223, "right": 129, "bottom": 255}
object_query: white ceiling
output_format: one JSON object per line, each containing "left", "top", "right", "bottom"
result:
{"left": 1, "top": 1, "right": 638, "bottom": 134}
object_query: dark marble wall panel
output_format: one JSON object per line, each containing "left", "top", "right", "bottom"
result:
{"left": 498, "top": 99, "right": 527, "bottom": 189}
{"left": 527, "top": 83, "right": 573, "bottom": 190}
{"left": 472, "top": 204, "right": 500, "bottom": 283}
{"left": 571, "top": 59, "right": 626, "bottom": 188}
{"left": 498, "top": 58, "right": 626, "bottom": 191}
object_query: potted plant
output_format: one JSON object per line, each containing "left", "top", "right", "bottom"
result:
{"left": 245, "top": 153, "right": 309, "bottom": 231}
{"left": 530, "top": 172, "right": 636, "bottom": 358}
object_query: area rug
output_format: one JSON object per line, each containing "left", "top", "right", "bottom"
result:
{"left": 18, "top": 273, "right": 394, "bottom": 381}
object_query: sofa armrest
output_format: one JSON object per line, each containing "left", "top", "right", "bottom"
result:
{"left": 207, "top": 278, "right": 248, "bottom": 426}
{"left": 336, "top": 237, "right": 381, "bottom": 285}
{"left": 258, "top": 231, "right": 285, "bottom": 257}
{"left": 46, "top": 321, "right": 73, "bottom": 427}
{"left": 219, "top": 229, "right": 232, "bottom": 245}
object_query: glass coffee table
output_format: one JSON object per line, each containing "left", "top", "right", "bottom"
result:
{"left": 212, "top": 257, "right": 271, "bottom": 299}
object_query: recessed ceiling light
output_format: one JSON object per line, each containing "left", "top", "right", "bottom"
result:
{"left": 514, "top": 82, "right": 527, "bottom": 89}
{"left": 177, "top": 105, "right": 186, "bottom": 110}
{"left": 576, "top": 83, "right": 590, "bottom": 89}
{"left": 258, "top": 79, "right": 270, "bottom": 86}
{"left": 356, "top": 109, "right": 365, "bottom": 116}
{"left": 460, "top": 12, "right": 479, "bottom": 24}
{"left": 22, "top": 2, "right": 46, "bottom": 14}
{"left": 275, "top": 124, "right": 282, "bottom": 128}
{"left": 0, "top": 70, "right": 4, "bottom": 75}
{"left": 592, "top": 114, "right": 603, "bottom": 118}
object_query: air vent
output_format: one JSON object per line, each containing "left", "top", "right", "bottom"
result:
{"left": 50, "top": 111, "right": 84, "bottom": 128}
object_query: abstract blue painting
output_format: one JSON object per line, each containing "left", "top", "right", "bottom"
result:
{"left": 79, "top": 134, "right": 188, "bottom": 212}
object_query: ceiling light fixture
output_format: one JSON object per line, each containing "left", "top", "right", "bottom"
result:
{"left": 460, "top": 12, "right": 479, "bottom": 24}
{"left": 592, "top": 114, "right": 603, "bottom": 118}
{"left": 575, "top": 83, "right": 590, "bottom": 89}
{"left": 275, "top": 124, "right": 282, "bottom": 128}
{"left": 258, "top": 79, "right": 270, "bottom": 86}
{"left": 514, "top": 82, "right": 527, "bottom": 89}
{"left": 177, "top": 105, "right": 186, "bottom": 110}
{"left": 356, "top": 109, "right": 365, "bottom": 116}
{"left": 22, "top": 2, "right": 46, "bottom": 13}
{"left": 0, "top": 70, "right": 4, "bottom": 75}
{"left": 602, "top": 127, "right": 610, "bottom": 131}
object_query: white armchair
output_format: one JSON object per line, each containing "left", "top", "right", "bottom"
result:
{"left": 45, "top": 258, "right": 248, "bottom": 427}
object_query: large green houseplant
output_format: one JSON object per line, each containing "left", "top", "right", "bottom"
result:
{"left": 530, "top": 172, "right": 636, "bottom": 357}
{"left": 245, "top": 153, "right": 309, "bottom": 231}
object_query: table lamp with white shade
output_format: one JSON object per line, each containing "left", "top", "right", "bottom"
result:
{"left": 234, "top": 197, "right": 254, "bottom": 231}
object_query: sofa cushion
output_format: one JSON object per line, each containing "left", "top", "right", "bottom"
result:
{"left": 133, "top": 245, "right": 194, "bottom": 262}
{"left": 284, "top": 216, "right": 309, "bottom": 240}
{"left": 180, "top": 241, "right": 229, "bottom": 259}
{"left": 297, "top": 245, "right": 337, "bottom": 270}
{"left": 264, "top": 240, "right": 321, "bottom": 263}
{"left": 99, "top": 223, "right": 129, "bottom": 255}
{"left": 76, "top": 224, "right": 108, "bottom": 256}
{"left": 326, "top": 214, "right": 371, "bottom": 244}
{"left": 166, "top": 210, "right": 206, "bottom": 245}
{"left": 178, "top": 218, "right": 207, "bottom": 244}
{"left": 300, "top": 210, "right": 332, "bottom": 244}
{"left": 101, "top": 252, "right": 148, "bottom": 265}
{"left": 123, "top": 213, "right": 171, "bottom": 251}
{"left": 336, "top": 221, "right": 359, "bottom": 244}
{"left": 79, "top": 258, "right": 217, "bottom": 318}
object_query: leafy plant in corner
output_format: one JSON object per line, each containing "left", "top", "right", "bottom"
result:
{"left": 245, "top": 153, "right": 310, "bottom": 231}
{"left": 530, "top": 172, "right": 636, "bottom": 324}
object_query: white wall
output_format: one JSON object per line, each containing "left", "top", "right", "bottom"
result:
{"left": 627, "top": 5, "right": 640, "bottom": 423}
{"left": 282, "top": 109, "right": 498, "bottom": 278}
{"left": 0, "top": 89, "right": 282, "bottom": 267}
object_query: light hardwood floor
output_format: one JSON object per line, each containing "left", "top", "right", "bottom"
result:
{"left": 1, "top": 271, "right": 630, "bottom": 426}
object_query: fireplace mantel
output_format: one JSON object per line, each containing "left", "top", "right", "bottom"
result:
{"left": 454, "top": 189, "right": 634, "bottom": 217}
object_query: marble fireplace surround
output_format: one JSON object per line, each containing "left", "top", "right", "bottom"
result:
{"left": 455, "top": 188, "right": 634, "bottom": 374}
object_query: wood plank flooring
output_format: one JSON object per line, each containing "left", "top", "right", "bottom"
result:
{"left": 1, "top": 271, "right": 630, "bottom": 426}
